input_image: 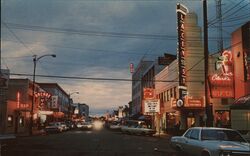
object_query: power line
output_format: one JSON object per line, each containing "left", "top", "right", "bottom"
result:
{"left": 3, "top": 22, "right": 231, "bottom": 41}
{"left": 9, "top": 72, "right": 204, "bottom": 83}
{"left": 208, "top": 0, "right": 246, "bottom": 25}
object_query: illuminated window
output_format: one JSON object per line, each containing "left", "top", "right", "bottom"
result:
{"left": 19, "top": 116, "right": 24, "bottom": 127}
{"left": 7, "top": 115, "right": 13, "bottom": 127}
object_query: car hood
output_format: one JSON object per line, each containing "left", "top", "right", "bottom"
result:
{"left": 205, "top": 140, "right": 250, "bottom": 151}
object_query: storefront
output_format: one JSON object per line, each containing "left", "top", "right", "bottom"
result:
{"left": 230, "top": 94, "right": 250, "bottom": 133}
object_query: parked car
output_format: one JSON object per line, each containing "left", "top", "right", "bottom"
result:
{"left": 76, "top": 121, "right": 84, "bottom": 129}
{"left": 44, "top": 122, "right": 64, "bottom": 133}
{"left": 59, "top": 122, "right": 69, "bottom": 131}
{"left": 81, "top": 122, "right": 93, "bottom": 130}
{"left": 121, "top": 120, "right": 155, "bottom": 136}
{"left": 109, "top": 121, "right": 121, "bottom": 130}
{"left": 170, "top": 127, "right": 250, "bottom": 156}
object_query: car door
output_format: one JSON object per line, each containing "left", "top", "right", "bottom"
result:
{"left": 181, "top": 129, "right": 193, "bottom": 154}
{"left": 187, "top": 129, "right": 203, "bottom": 156}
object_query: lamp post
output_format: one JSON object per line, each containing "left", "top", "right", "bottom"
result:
{"left": 29, "top": 54, "right": 56, "bottom": 135}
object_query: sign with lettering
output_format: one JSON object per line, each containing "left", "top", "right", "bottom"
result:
{"left": 51, "top": 96, "right": 58, "bottom": 108}
{"left": 144, "top": 99, "right": 160, "bottom": 113}
{"left": 143, "top": 88, "right": 155, "bottom": 100}
{"left": 177, "top": 3, "right": 188, "bottom": 101}
{"left": 209, "top": 50, "right": 234, "bottom": 98}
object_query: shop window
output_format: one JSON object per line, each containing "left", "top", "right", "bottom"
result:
{"left": 19, "top": 116, "right": 25, "bottom": 127}
{"left": 215, "top": 110, "right": 230, "bottom": 128}
{"left": 7, "top": 115, "right": 13, "bottom": 127}
{"left": 167, "top": 90, "right": 169, "bottom": 101}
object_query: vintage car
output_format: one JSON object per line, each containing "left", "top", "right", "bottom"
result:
{"left": 170, "top": 127, "right": 250, "bottom": 156}
{"left": 121, "top": 120, "right": 155, "bottom": 136}
{"left": 44, "top": 122, "right": 64, "bottom": 133}
{"left": 81, "top": 122, "right": 93, "bottom": 130}
{"left": 109, "top": 121, "right": 122, "bottom": 130}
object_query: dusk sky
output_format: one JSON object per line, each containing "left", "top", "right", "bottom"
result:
{"left": 1, "top": 0, "right": 249, "bottom": 115}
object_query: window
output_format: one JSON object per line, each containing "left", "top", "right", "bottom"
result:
{"left": 174, "top": 87, "right": 177, "bottom": 98}
{"left": 167, "top": 90, "right": 169, "bottom": 101}
{"left": 7, "top": 115, "right": 13, "bottom": 127}
{"left": 19, "top": 116, "right": 24, "bottom": 127}
{"left": 184, "top": 129, "right": 192, "bottom": 138}
{"left": 170, "top": 88, "right": 173, "bottom": 98}
{"left": 190, "top": 129, "right": 200, "bottom": 140}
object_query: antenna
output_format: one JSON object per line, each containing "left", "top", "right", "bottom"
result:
{"left": 216, "top": 0, "right": 223, "bottom": 53}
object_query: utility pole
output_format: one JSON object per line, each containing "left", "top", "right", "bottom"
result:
{"left": 203, "top": 0, "right": 212, "bottom": 127}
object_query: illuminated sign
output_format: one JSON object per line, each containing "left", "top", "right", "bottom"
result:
{"left": 35, "top": 92, "right": 52, "bottom": 110}
{"left": 143, "top": 88, "right": 155, "bottom": 99}
{"left": 186, "top": 97, "right": 204, "bottom": 107}
{"left": 144, "top": 99, "right": 160, "bottom": 113}
{"left": 209, "top": 50, "right": 234, "bottom": 98}
{"left": 171, "top": 97, "right": 204, "bottom": 108}
{"left": 177, "top": 3, "right": 188, "bottom": 101}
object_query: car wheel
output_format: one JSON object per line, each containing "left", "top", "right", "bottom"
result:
{"left": 201, "top": 151, "right": 210, "bottom": 156}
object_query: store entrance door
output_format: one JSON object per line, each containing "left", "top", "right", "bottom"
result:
{"left": 187, "top": 117, "right": 195, "bottom": 128}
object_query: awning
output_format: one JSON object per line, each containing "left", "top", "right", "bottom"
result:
{"left": 231, "top": 94, "right": 250, "bottom": 109}
{"left": 53, "top": 112, "right": 64, "bottom": 118}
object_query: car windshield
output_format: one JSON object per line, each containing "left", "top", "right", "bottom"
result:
{"left": 201, "top": 129, "right": 247, "bottom": 143}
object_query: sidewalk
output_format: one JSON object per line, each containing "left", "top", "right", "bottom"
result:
{"left": 16, "top": 129, "right": 46, "bottom": 137}
{"left": 153, "top": 131, "right": 172, "bottom": 139}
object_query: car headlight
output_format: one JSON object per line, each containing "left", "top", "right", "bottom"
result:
{"left": 219, "top": 151, "right": 232, "bottom": 156}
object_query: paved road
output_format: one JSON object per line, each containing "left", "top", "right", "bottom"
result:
{"left": 2, "top": 129, "right": 181, "bottom": 156}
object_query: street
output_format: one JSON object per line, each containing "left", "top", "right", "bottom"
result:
{"left": 2, "top": 128, "right": 180, "bottom": 156}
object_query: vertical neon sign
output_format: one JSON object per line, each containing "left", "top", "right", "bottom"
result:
{"left": 177, "top": 3, "right": 188, "bottom": 101}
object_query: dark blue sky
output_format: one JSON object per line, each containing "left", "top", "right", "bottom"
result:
{"left": 1, "top": 0, "right": 249, "bottom": 115}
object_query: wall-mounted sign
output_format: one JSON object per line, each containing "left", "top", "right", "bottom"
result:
{"left": 51, "top": 96, "right": 58, "bottom": 108}
{"left": 143, "top": 88, "right": 155, "bottom": 100}
{"left": 209, "top": 50, "right": 234, "bottom": 98}
{"left": 186, "top": 97, "right": 204, "bottom": 107}
{"left": 35, "top": 92, "right": 52, "bottom": 110}
{"left": 144, "top": 99, "right": 160, "bottom": 113}
{"left": 177, "top": 3, "right": 188, "bottom": 101}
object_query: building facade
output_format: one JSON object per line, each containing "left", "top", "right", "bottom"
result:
{"left": 38, "top": 83, "right": 70, "bottom": 121}
{"left": 5, "top": 79, "right": 43, "bottom": 134}
{"left": 155, "top": 12, "right": 205, "bottom": 132}
{"left": 131, "top": 60, "right": 154, "bottom": 116}
{"left": 0, "top": 69, "right": 9, "bottom": 134}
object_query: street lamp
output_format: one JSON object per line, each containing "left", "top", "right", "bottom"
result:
{"left": 29, "top": 54, "right": 56, "bottom": 135}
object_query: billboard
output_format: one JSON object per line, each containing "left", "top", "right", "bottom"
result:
{"left": 144, "top": 99, "right": 160, "bottom": 113}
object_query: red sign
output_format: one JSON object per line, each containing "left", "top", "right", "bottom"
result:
{"left": 186, "top": 98, "right": 204, "bottom": 107}
{"left": 209, "top": 50, "right": 234, "bottom": 98}
{"left": 143, "top": 88, "right": 155, "bottom": 99}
